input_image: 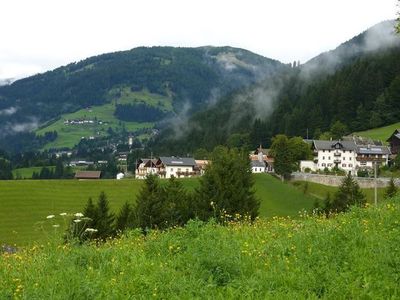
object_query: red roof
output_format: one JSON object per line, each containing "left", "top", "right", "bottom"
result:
{"left": 75, "top": 171, "right": 101, "bottom": 179}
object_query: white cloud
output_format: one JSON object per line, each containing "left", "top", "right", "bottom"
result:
{"left": 0, "top": 0, "right": 397, "bottom": 79}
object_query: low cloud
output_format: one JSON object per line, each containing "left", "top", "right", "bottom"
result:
{"left": 0, "top": 117, "right": 39, "bottom": 137}
{"left": 0, "top": 106, "right": 18, "bottom": 116}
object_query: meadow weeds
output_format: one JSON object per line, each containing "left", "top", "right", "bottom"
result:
{"left": 1, "top": 200, "right": 400, "bottom": 298}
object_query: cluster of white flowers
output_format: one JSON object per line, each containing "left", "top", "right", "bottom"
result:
{"left": 74, "top": 213, "right": 84, "bottom": 218}
{"left": 84, "top": 228, "right": 98, "bottom": 233}
{"left": 52, "top": 224, "right": 60, "bottom": 228}
{"left": 73, "top": 219, "right": 82, "bottom": 223}
{"left": 46, "top": 215, "right": 55, "bottom": 219}
{"left": 59, "top": 212, "right": 67, "bottom": 216}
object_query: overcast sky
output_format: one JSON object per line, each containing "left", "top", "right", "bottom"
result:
{"left": 0, "top": 0, "right": 397, "bottom": 80}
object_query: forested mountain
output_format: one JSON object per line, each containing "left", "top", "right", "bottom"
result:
{"left": 0, "top": 46, "right": 285, "bottom": 151}
{"left": 1, "top": 20, "right": 399, "bottom": 154}
{"left": 151, "top": 20, "right": 400, "bottom": 154}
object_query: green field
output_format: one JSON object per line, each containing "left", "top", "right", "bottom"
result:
{"left": 1, "top": 201, "right": 399, "bottom": 298}
{"left": 12, "top": 166, "right": 55, "bottom": 179}
{"left": 354, "top": 121, "right": 400, "bottom": 142}
{"left": 35, "top": 89, "right": 171, "bottom": 149}
{"left": 0, "top": 174, "right": 317, "bottom": 245}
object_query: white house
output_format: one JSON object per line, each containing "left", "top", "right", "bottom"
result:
{"left": 251, "top": 160, "right": 266, "bottom": 173}
{"left": 300, "top": 140, "right": 390, "bottom": 175}
{"left": 135, "top": 159, "right": 158, "bottom": 179}
{"left": 156, "top": 157, "right": 197, "bottom": 179}
{"left": 116, "top": 172, "right": 125, "bottom": 180}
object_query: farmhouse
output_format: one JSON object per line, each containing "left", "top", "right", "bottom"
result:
{"left": 300, "top": 140, "right": 390, "bottom": 175}
{"left": 387, "top": 129, "right": 400, "bottom": 155}
{"left": 75, "top": 171, "right": 101, "bottom": 179}
{"left": 135, "top": 157, "right": 197, "bottom": 179}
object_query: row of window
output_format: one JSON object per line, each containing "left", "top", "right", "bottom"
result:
{"left": 321, "top": 156, "right": 352, "bottom": 161}
{"left": 320, "top": 163, "right": 353, "bottom": 168}
{"left": 322, "top": 150, "right": 353, "bottom": 153}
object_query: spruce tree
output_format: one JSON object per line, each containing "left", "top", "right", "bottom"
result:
{"left": 330, "top": 173, "right": 366, "bottom": 213}
{"left": 133, "top": 174, "right": 163, "bottom": 230}
{"left": 195, "top": 146, "right": 259, "bottom": 222}
{"left": 115, "top": 202, "right": 134, "bottom": 232}
{"left": 95, "top": 192, "right": 115, "bottom": 240}
{"left": 384, "top": 177, "right": 398, "bottom": 199}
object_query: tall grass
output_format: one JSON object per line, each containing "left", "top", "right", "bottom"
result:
{"left": 1, "top": 200, "right": 399, "bottom": 298}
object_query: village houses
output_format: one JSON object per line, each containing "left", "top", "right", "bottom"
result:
{"left": 135, "top": 156, "right": 199, "bottom": 179}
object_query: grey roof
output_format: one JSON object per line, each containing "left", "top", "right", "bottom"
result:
{"left": 313, "top": 140, "right": 357, "bottom": 151}
{"left": 159, "top": 156, "right": 196, "bottom": 166}
{"left": 251, "top": 160, "right": 266, "bottom": 168}
{"left": 357, "top": 145, "right": 391, "bottom": 155}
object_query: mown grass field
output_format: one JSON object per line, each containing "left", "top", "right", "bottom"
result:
{"left": 1, "top": 201, "right": 399, "bottom": 298}
{"left": 354, "top": 121, "right": 400, "bottom": 142}
{"left": 0, "top": 174, "right": 316, "bottom": 246}
{"left": 12, "top": 166, "right": 55, "bottom": 179}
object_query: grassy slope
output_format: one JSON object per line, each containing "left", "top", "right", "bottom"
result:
{"left": 354, "top": 121, "right": 400, "bottom": 142}
{"left": 35, "top": 89, "right": 170, "bottom": 149}
{"left": 0, "top": 174, "right": 316, "bottom": 245}
{"left": 12, "top": 166, "right": 55, "bottom": 179}
{"left": 1, "top": 201, "right": 399, "bottom": 298}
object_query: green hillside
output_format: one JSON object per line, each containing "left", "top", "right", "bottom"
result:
{"left": 354, "top": 121, "right": 400, "bottom": 143}
{"left": 1, "top": 201, "right": 399, "bottom": 298}
{"left": 35, "top": 89, "right": 165, "bottom": 149}
{"left": 0, "top": 174, "right": 316, "bottom": 245}
{"left": 0, "top": 46, "right": 285, "bottom": 153}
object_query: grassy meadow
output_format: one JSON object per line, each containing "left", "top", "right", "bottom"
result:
{"left": 354, "top": 121, "right": 400, "bottom": 142}
{"left": 1, "top": 201, "right": 399, "bottom": 298}
{"left": 0, "top": 174, "right": 316, "bottom": 246}
{"left": 35, "top": 89, "right": 170, "bottom": 149}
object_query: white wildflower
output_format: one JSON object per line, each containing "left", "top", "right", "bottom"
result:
{"left": 84, "top": 228, "right": 98, "bottom": 233}
{"left": 74, "top": 213, "right": 84, "bottom": 218}
{"left": 73, "top": 219, "right": 82, "bottom": 223}
{"left": 59, "top": 213, "right": 67, "bottom": 216}
{"left": 46, "top": 215, "right": 55, "bottom": 219}
{"left": 52, "top": 224, "right": 60, "bottom": 228}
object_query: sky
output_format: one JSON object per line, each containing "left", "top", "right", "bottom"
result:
{"left": 0, "top": 0, "right": 397, "bottom": 80}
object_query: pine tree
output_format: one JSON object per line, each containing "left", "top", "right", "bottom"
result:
{"left": 160, "top": 177, "right": 191, "bottom": 228}
{"left": 384, "top": 178, "right": 398, "bottom": 199}
{"left": 195, "top": 146, "right": 259, "bottom": 222}
{"left": 133, "top": 174, "right": 163, "bottom": 230}
{"left": 95, "top": 192, "right": 115, "bottom": 240}
{"left": 330, "top": 174, "right": 366, "bottom": 213}
{"left": 54, "top": 159, "right": 64, "bottom": 179}
{"left": 115, "top": 202, "right": 134, "bottom": 232}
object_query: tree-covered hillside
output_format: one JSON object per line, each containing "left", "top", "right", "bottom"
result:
{"left": 151, "top": 20, "right": 400, "bottom": 154}
{"left": 0, "top": 46, "right": 285, "bottom": 152}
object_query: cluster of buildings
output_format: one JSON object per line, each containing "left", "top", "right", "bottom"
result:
{"left": 135, "top": 148, "right": 275, "bottom": 179}
{"left": 300, "top": 136, "right": 392, "bottom": 175}
{"left": 63, "top": 119, "right": 106, "bottom": 126}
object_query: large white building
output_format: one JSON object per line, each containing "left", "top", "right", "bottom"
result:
{"left": 300, "top": 140, "right": 390, "bottom": 175}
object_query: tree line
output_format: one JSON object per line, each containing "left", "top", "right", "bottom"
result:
{"left": 67, "top": 146, "right": 259, "bottom": 242}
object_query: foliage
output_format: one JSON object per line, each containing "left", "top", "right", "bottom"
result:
{"left": 195, "top": 146, "right": 259, "bottom": 221}
{"left": 384, "top": 177, "right": 398, "bottom": 199}
{"left": 2, "top": 202, "right": 400, "bottom": 298}
{"left": 114, "top": 103, "right": 168, "bottom": 122}
{"left": 270, "top": 135, "right": 312, "bottom": 179}
{"left": 325, "top": 174, "right": 366, "bottom": 214}
{"left": 0, "top": 157, "right": 13, "bottom": 180}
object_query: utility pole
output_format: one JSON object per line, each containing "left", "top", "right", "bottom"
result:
{"left": 374, "top": 161, "right": 378, "bottom": 206}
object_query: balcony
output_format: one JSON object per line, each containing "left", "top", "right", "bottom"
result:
{"left": 334, "top": 159, "right": 341, "bottom": 164}
{"left": 334, "top": 152, "right": 341, "bottom": 157}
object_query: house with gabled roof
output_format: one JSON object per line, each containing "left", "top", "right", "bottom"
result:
{"left": 135, "top": 158, "right": 158, "bottom": 179}
{"left": 155, "top": 157, "right": 197, "bottom": 178}
{"left": 387, "top": 129, "right": 400, "bottom": 155}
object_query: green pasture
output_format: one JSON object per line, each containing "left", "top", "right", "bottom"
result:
{"left": 354, "top": 121, "right": 400, "bottom": 142}
{"left": 0, "top": 174, "right": 316, "bottom": 245}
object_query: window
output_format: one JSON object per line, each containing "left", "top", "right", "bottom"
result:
{"left": 322, "top": 163, "right": 326, "bottom": 167}
{"left": 323, "top": 150, "right": 325, "bottom": 153}
{"left": 343, "top": 157, "right": 345, "bottom": 160}
{"left": 171, "top": 168, "right": 174, "bottom": 172}
{"left": 323, "top": 156, "right": 325, "bottom": 160}
{"left": 328, "top": 163, "right": 332, "bottom": 167}
{"left": 349, "top": 164, "right": 352, "bottom": 167}
{"left": 342, "top": 164, "right": 346, "bottom": 167}
{"left": 328, "top": 157, "right": 331, "bottom": 160}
